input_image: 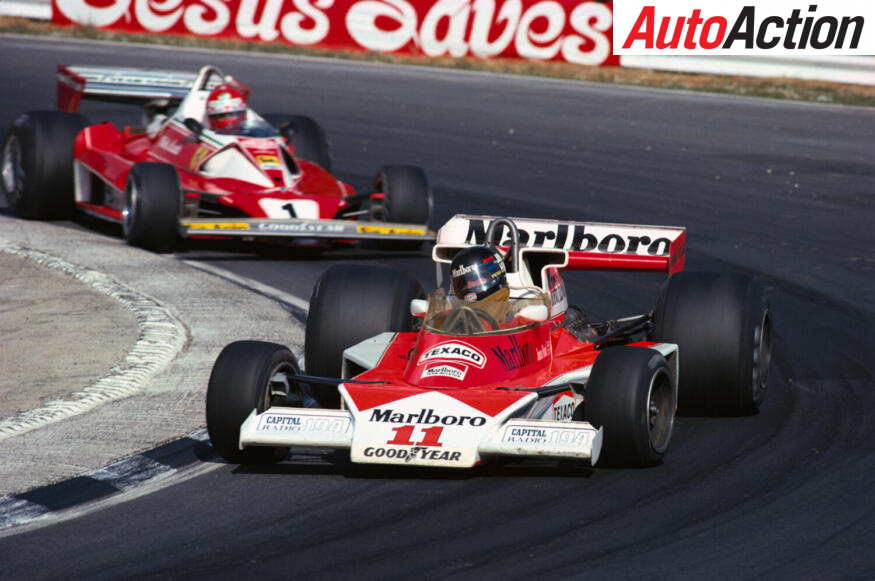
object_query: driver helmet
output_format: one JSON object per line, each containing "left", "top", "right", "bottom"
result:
{"left": 206, "top": 83, "right": 247, "bottom": 134}
{"left": 450, "top": 246, "right": 507, "bottom": 303}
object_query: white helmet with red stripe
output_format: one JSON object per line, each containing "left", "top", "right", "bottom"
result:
{"left": 206, "top": 83, "right": 247, "bottom": 133}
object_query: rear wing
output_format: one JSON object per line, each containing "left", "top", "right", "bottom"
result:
{"left": 56, "top": 65, "right": 249, "bottom": 113}
{"left": 434, "top": 215, "right": 685, "bottom": 275}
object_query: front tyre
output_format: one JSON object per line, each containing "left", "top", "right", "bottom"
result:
{"left": 305, "top": 264, "right": 423, "bottom": 408}
{"left": 123, "top": 162, "right": 181, "bottom": 253}
{"left": 1, "top": 110, "right": 89, "bottom": 219}
{"left": 652, "top": 272, "right": 772, "bottom": 416}
{"left": 206, "top": 341, "right": 298, "bottom": 464}
{"left": 372, "top": 165, "right": 432, "bottom": 250}
{"left": 583, "top": 347, "right": 675, "bottom": 467}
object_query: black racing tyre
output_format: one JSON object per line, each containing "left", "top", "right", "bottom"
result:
{"left": 374, "top": 164, "right": 432, "bottom": 224}
{"left": 582, "top": 346, "right": 675, "bottom": 467}
{"left": 1, "top": 110, "right": 89, "bottom": 219}
{"left": 652, "top": 271, "right": 772, "bottom": 416}
{"left": 263, "top": 114, "right": 332, "bottom": 172}
{"left": 206, "top": 341, "right": 298, "bottom": 464}
{"left": 122, "top": 162, "right": 181, "bottom": 253}
{"left": 305, "top": 264, "right": 424, "bottom": 408}
{"left": 373, "top": 165, "right": 433, "bottom": 250}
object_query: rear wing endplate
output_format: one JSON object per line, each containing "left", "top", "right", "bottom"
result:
{"left": 434, "top": 214, "right": 685, "bottom": 275}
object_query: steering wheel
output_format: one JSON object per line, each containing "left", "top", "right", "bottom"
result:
{"left": 442, "top": 306, "right": 500, "bottom": 334}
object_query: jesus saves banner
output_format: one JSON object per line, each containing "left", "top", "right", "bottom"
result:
{"left": 52, "top": 0, "right": 618, "bottom": 66}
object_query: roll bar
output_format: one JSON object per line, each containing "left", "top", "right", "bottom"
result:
{"left": 484, "top": 217, "right": 520, "bottom": 273}
{"left": 194, "top": 65, "right": 225, "bottom": 91}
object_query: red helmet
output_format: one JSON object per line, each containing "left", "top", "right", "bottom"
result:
{"left": 206, "top": 83, "right": 247, "bottom": 133}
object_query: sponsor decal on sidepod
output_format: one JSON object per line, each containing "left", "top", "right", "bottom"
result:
{"left": 422, "top": 364, "right": 467, "bottom": 381}
{"left": 417, "top": 341, "right": 487, "bottom": 369}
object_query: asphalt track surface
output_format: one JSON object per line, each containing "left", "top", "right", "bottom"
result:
{"left": 1, "top": 36, "right": 873, "bottom": 578}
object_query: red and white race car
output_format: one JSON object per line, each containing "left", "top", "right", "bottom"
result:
{"left": 206, "top": 215, "right": 772, "bottom": 469}
{"left": 1, "top": 65, "right": 433, "bottom": 251}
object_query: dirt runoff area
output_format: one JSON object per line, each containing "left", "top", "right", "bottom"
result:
{"left": 0, "top": 251, "right": 137, "bottom": 418}
{"left": 1, "top": 15, "right": 873, "bottom": 108}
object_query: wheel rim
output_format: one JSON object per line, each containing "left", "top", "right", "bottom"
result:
{"left": 122, "top": 179, "right": 138, "bottom": 237}
{"left": 264, "top": 362, "right": 298, "bottom": 411}
{"left": 752, "top": 309, "right": 772, "bottom": 402}
{"left": 647, "top": 369, "right": 675, "bottom": 454}
{"left": 1, "top": 135, "right": 24, "bottom": 204}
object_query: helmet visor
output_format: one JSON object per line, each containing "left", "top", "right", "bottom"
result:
{"left": 451, "top": 254, "right": 505, "bottom": 301}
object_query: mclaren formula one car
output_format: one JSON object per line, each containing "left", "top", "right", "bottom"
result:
{"left": 1, "top": 65, "right": 433, "bottom": 252}
{"left": 206, "top": 215, "right": 773, "bottom": 469}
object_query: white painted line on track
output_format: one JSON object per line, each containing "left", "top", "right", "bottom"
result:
{"left": 0, "top": 240, "right": 188, "bottom": 442}
{"left": 181, "top": 259, "right": 310, "bottom": 313}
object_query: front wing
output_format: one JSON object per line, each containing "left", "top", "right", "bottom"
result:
{"left": 238, "top": 403, "right": 603, "bottom": 468}
{"left": 181, "top": 217, "right": 434, "bottom": 242}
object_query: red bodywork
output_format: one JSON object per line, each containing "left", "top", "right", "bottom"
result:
{"left": 73, "top": 119, "right": 353, "bottom": 224}
{"left": 233, "top": 215, "right": 685, "bottom": 467}
{"left": 59, "top": 64, "right": 363, "bottom": 234}
{"left": 335, "top": 212, "right": 687, "bottom": 420}
{"left": 347, "top": 317, "right": 659, "bottom": 412}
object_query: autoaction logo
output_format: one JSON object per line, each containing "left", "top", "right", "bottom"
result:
{"left": 613, "top": 1, "right": 874, "bottom": 55}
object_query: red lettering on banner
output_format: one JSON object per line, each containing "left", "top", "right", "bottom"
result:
{"left": 699, "top": 16, "right": 727, "bottom": 49}
{"left": 656, "top": 14, "right": 684, "bottom": 49}
{"left": 622, "top": 4, "right": 654, "bottom": 49}
{"left": 623, "top": 6, "right": 727, "bottom": 50}
{"left": 682, "top": 8, "right": 703, "bottom": 49}
{"left": 51, "top": 0, "right": 617, "bottom": 66}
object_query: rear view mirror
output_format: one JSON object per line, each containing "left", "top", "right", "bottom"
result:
{"left": 183, "top": 117, "right": 204, "bottom": 139}
{"left": 410, "top": 299, "right": 427, "bottom": 318}
{"left": 517, "top": 304, "right": 549, "bottom": 322}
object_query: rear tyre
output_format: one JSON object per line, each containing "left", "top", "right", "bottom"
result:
{"left": 652, "top": 272, "right": 772, "bottom": 416}
{"left": 373, "top": 165, "right": 433, "bottom": 250}
{"left": 583, "top": 346, "right": 675, "bottom": 467}
{"left": 206, "top": 341, "right": 297, "bottom": 464}
{"left": 263, "top": 114, "right": 332, "bottom": 172}
{"left": 123, "top": 162, "right": 180, "bottom": 253}
{"left": 1, "top": 110, "right": 89, "bottom": 219}
{"left": 305, "top": 264, "right": 423, "bottom": 408}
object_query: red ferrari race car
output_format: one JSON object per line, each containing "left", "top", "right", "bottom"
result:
{"left": 1, "top": 65, "right": 433, "bottom": 252}
{"left": 206, "top": 215, "right": 773, "bottom": 469}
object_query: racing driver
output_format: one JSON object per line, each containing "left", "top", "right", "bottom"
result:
{"left": 206, "top": 83, "right": 248, "bottom": 134}
{"left": 449, "top": 245, "right": 512, "bottom": 328}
